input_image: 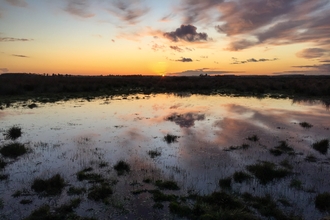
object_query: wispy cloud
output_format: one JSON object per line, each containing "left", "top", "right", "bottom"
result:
{"left": 296, "top": 48, "right": 329, "bottom": 59}
{"left": 64, "top": 0, "right": 94, "bottom": 18}
{"left": 5, "top": 0, "right": 28, "bottom": 7}
{"left": 293, "top": 64, "right": 330, "bottom": 72}
{"left": 169, "top": 46, "right": 183, "bottom": 52}
{"left": 0, "top": 37, "right": 33, "bottom": 42}
{"left": 107, "top": 0, "right": 149, "bottom": 24}
{"left": 164, "top": 24, "right": 209, "bottom": 43}
{"left": 175, "top": 57, "right": 193, "bottom": 62}
{"left": 168, "top": 68, "right": 243, "bottom": 76}
{"left": 12, "top": 54, "right": 29, "bottom": 58}
{"left": 151, "top": 43, "right": 165, "bottom": 52}
{"left": 231, "top": 57, "right": 278, "bottom": 64}
{"left": 0, "top": 68, "right": 9, "bottom": 73}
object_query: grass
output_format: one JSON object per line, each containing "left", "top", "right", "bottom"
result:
{"left": 114, "top": 160, "right": 130, "bottom": 176}
{"left": 67, "top": 186, "right": 86, "bottom": 195}
{"left": 88, "top": 184, "right": 113, "bottom": 201}
{"left": 247, "top": 135, "right": 259, "bottom": 142}
{"left": 315, "top": 192, "right": 330, "bottom": 212}
{"left": 0, "top": 158, "right": 7, "bottom": 169}
{"left": 4, "top": 125, "right": 22, "bottom": 140}
{"left": 299, "top": 122, "right": 313, "bottom": 129}
{"left": 225, "top": 144, "right": 250, "bottom": 151}
{"left": 31, "top": 174, "right": 65, "bottom": 196}
{"left": 76, "top": 168, "right": 104, "bottom": 183}
{"left": 163, "top": 134, "right": 179, "bottom": 144}
{"left": 290, "top": 179, "right": 303, "bottom": 190}
{"left": 149, "top": 189, "right": 178, "bottom": 202}
{"left": 0, "top": 142, "right": 28, "bottom": 158}
{"left": 312, "top": 139, "right": 329, "bottom": 155}
{"left": 148, "top": 149, "right": 161, "bottom": 158}
{"left": 233, "top": 171, "right": 252, "bottom": 183}
{"left": 0, "top": 174, "right": 9, "bottom": 181}
{"left": 305, "top": 154, "right": 318, "bottom": 162}
{"left": 155, "top": 180, "right": 180, "bottom": 190}
{"left": 219, "top": 177, "right": 232, "bottom": 189}
{"left": 246, "top": 161, "right": 291, "bottom": 185}
{"left": 269, "top": 141, "right": 294, "bottom": 156}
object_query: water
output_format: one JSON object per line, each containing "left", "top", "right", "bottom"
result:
{"left": 0, "top": 94, "right": 329, "bottom": 219}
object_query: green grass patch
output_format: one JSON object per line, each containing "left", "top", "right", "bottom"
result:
{"left": 155, "top": 180, "right": 180, "bottom": 190}
{"left": 149, "top": 189, "right": 178, "bottom": 202}
{"left": 114, "top": 160, "right": 130, "bottom": 176}
{"left": 312, "top": 139, "right": 329, "bottom": 155}
{"left": 0, "top": 142, "right": 28, "bottom": 158}
{"left": 31, "top": 174, "right": 65, "bottom": 196}
{"left": 246, "top": 161, "right": 291, "bottom": 185}
{"left": 169, "top": 202, "right": 191, "bottom": 218}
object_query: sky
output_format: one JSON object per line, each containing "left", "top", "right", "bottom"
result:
{"left": 0, "top": 0, "right": 330, "bottom": 76}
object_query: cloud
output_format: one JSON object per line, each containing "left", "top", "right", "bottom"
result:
{"left": 64, "top": 0, "right": 95, "bottom": 18}
{"left": 0, "top": 37, "right": 32, "bottom": 42}
{"left": 168, "top": 68, "right": 243, "bottom": 76}
{"left": 151, "top": 44, "right": 165, "bottom": 52}
{"left": 169, "top": 46, "right": 183, "bottom": 52}
{"left": 0, "top": 68, "right": 9, "bottom": 73}
{"left": 164, "top": 25, "right": 209, "bottom": 42}
{"left": 176, "top": 57, "right": 193, "bottom": 62}
{"left": 5, "top": 0, "right": 27, "bottom": 7}
{"left": 293, "top": 64, "right": 330, "bottom": 72}
{"left": 231, "top": 57, "right": 278, "bottom": 64}
{"left": 320, "top": 60, "right": 330, "bottom": 63}
{"left": 296, "top": 48, "right": 329, "bottom": 59}
{"left": 160, "top": 13, "right": 175, "bottom": 22}
{"left": 107, "top": 0, "right": 149, "bottom": 24}
{"left": 12, "top": 54, "right": 29, "bottom": 58}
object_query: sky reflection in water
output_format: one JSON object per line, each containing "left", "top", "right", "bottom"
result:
{"left": 0, "top": 94, "right": 329, "bottom": 219}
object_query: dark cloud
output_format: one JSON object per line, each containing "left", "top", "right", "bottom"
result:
{"left": 5, "top": 0, "right": 27, "bottom": 7}
{"left": 164, "top": 25, "right": 208, "bottom": 42}
{"left": 296, "top": 48, "right": 329, "bottom": 59}
{"left": 169, "top": 46, "right": 183, "bottom": 52}
{"left": 180, "top": 0, "right": 225, "bottom": 24}
{"left": 12, "top": 54, "right": 29, "bottom": 58}
{"left": 64, "top": 0, "right": 94, "bottom": 18}
{"left": 293, "top": 64, "right": 330, "bottom": 72}
{"left": 231, "top": 57, "right": 278, "bottom": 64}
{"left": 166, "top": 112, "right": 205, "bottom": 128}
{"left": 108, "top": 0, "right": 149, "bottom": 24}
{"left": 0, "top": 68, "right": 9, "bottom": 73}
{"left": 320, "top": 60, "right": 330, "bottom": 63}
{"left": 0, "top": 37, "right": 32, "bottom": 42}
{"left": 176, "top": 57, "right": 193, "bottom": 62}
{"left": 168, "top": 68, "right": 243, "bottom": 76}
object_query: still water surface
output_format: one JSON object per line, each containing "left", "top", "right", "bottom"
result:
{"left": 0, "top": 94, "right": 329, "bottom": 219}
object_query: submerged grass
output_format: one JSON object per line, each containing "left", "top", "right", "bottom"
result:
{"left": 246, "top": 161, "right": 291, "bottom": 185}
{"left": 31, "top": 174, "right": 65, "bottom": 196}
{"left": 4, "top": 125, "right": 22, "bottom": 140}
{"left": 0, "top": 142, "right": 28, "bottom": 158}
{"left": 312, "top": 139, "right": 329, "bottom": 155}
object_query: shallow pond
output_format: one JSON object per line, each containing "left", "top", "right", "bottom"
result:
{"left": 0, "top": 94, "right": 330, "bottom": 219}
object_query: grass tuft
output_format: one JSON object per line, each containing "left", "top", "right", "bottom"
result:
{"left": 312, "top": 139, "right": 329, "bottom": 155}
{"left": 148, "top": 149, "right": 161, "bottom": 158}
{"left": 155, "top": 180, "right": 180, "bottom": 190}
{"left": 269, "top": 141, "right": 294, "bottom": 156}
{"left": 219, "top": 177, "right": 232, "bottom": 189}
{"left": 88, "top": 184, "right": 113, "bottom": 201}
{"left": 31, "top": 174, "right": 65, "bottom": 196}
{"left": 163, "top": 134, "right": 179, "bottom": 144}
{"left": 0, "top": 142, "right": 28, "bottom": 158}
{"left": 246, "top": 161, "right": 291, "bottom": 185}
{"left": 299, "top": 122, "right": 313, "bottom": 129}
{"left": 114, "top": 160, "right": 130, "bottom": 176}
{"left": 233, "top": 171, "right": 252, "bottom": 183}
{"left": 4, "top": 125, "right": 22, "bottom": 140}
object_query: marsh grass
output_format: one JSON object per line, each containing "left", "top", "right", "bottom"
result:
{"left": 114, "top": 160, "right": 130, "bottom": 176}
{"left": 148, "top": 149, "right": 161, "bottom": 158}
{"left": 290, "top": 179, "right": 303, "bottom": 190}
{"left": 219, "top": 177, "right": 232, "bottom": 189}
{"left": 77, "top": 168, "right": 104, "bottom": 183}
{"left": 169, "top": 202, "right": 191, "bottom": 218}
{"left": 225, "top": 144, "right": 250, "bottom": 151}
{"left": 31, "top": 174, "right": 65, "bottom": 196}
{"left": 299, "top": 122, "right": 313, "bottom": 129}
{"left": 305, "top": 154, "right": 318, "bottom": 162}
{"left": 149, "top": 189, "right": 178, "bottom": 202}
{"left": 155, "top": 180, "right": 180, "bottom": 190}
{"left": 20, "top": 199, "right": 33, "bottom": 205}
{"left": 67, "top": 186, "right": 86, "bottom": 196}
{"left": 0, "top": 142, "right": 28, "bottom": 158}
{"left": 269, "top": 141, "right": 294, "bottom": 156}
{"left": 0, "top": 158, "right": 7, "bottom": 169}
{"left": 315, "top": 192, "right": 330, "bottom": 212}
{"left": 246, "top": 161, "right": 291, "bottom": 185}
{"left": 233, "top": 171, "right": 252, "bottom": 183}
{"left": 312, "top": 139, "right": 329, "bottom": 155}
{"left": 4, "top": 125, "right": 22, "bottom": 140}
{"left": 163, "top": 134, "right": 179, "bottom": 144}
{"left": 88, "top": 184, "right": 113, "bottom": 201}
{"left": 247, "top": 135, "right": 259, "bottom": 142}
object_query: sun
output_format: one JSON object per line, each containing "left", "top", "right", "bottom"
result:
{"left": 149, "top": 61, "right": 168, "bottom": 76}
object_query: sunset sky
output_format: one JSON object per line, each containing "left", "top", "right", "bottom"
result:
{"left": 0, "top": 0, "right": 329, "bottom": 76}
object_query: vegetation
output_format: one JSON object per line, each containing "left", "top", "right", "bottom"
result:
{"left": 4, "top": 125, "right": 22, "bottom": 140}
{"left": 76, "top": 168, "right": 104, "bottom": 183}
{"left": 247, "top": 135, "right": 259, "bottom": 142}
{"left": 0, "top": 142, "right": 28, "bottom": 158}
{"left": 219, "top": 177, "right": 232, "bottom": 189}
{"left": 155, "top": 180, "right": 180, "bottom": 190}
{"left": 148, "top": 149, "right": 161, "bottom": 158}
{"left": 233, "top": 171, "right": 252, "bottom": 183}
{"left": 67, "top": 186, "right": 86, "bottom": 196}
{"left": 312, "top": 139, "right": 329, "bottom": 155}
{"left": 31, "top": 174, "right": 65, "bottom": 196}
{"left": 315, "top": 192, "right": 330, "bottom": 212}
{"left": 290, "top": 179, "right": 303, "bottom": 190}
{"left": 114, "top": 160, "right": 130, "bottom": 176}
{"left": 0, "top": 158, "right": 7, "bottom": 169}
{"left": 299, "top": 122, "right": 313, "bottom": 129}
{"left": 246, "top": 161, "right": 291, "bottom": 185}
{"left": 163, "top": 134, "right": 179, "bottom": 144}
{"left": 88, "top": 184, "right": 113, "bottom": 201}
{"left": 269, "top": 141, "right": 294, "bottom": 156}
